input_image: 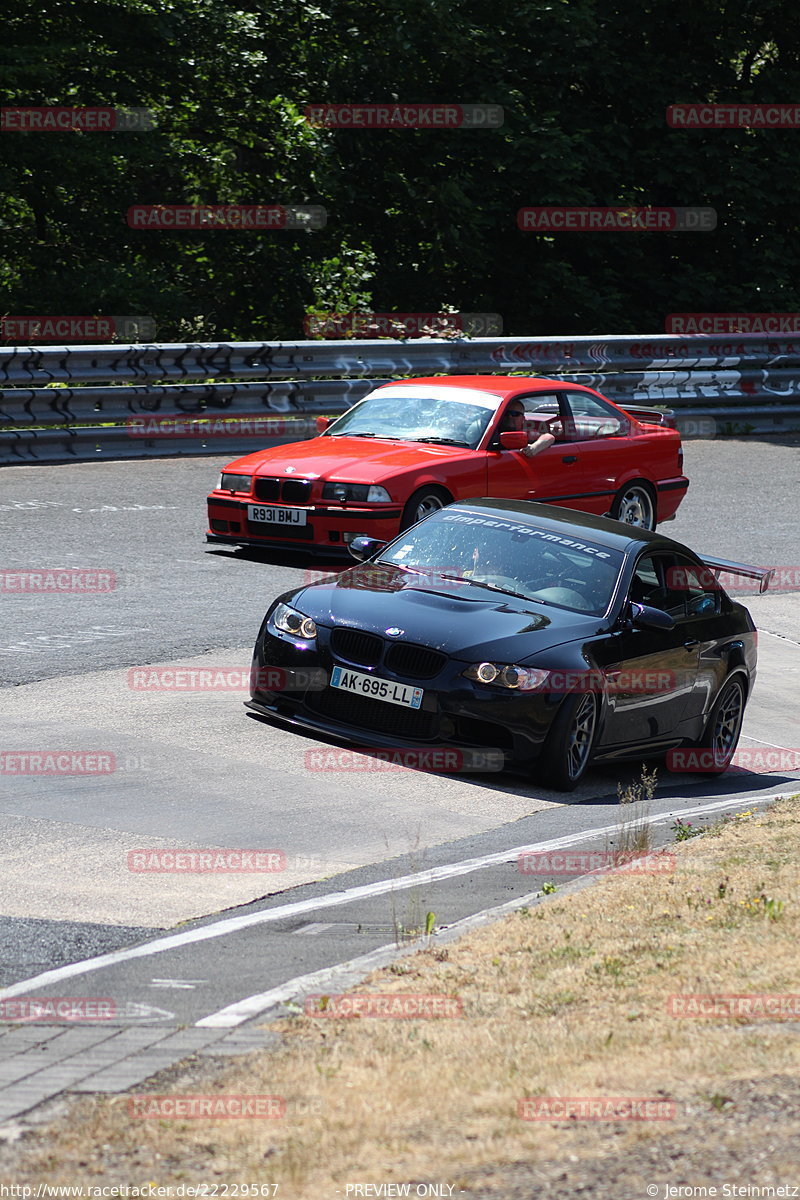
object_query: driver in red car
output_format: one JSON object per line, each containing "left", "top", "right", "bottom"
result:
{"left": 501, "top": 400, "right": 557, "bottom": 457}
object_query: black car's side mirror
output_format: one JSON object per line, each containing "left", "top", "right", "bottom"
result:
{"left": 630, "top": 602, "right": 676, "bottom": 631}
{"left": 348, "top": 535, "right": 388, "bottom": 562}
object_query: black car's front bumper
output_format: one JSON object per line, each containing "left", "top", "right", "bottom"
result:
{"left": 247, "top": 624, "right": 564, "bottom": 771}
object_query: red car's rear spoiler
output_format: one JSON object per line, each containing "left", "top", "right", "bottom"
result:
{"left": 700, "top": 555, "right": 775, "bottom": 594}
{"left": 620, "top": 405, "right": 676, "bottom": 427}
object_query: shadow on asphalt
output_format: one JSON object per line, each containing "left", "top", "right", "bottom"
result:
{"left": 205, "top": 545, "right": 351, "bottom": 569}
{"left": 245, "top": 710, "right": 798, "bottom": 806}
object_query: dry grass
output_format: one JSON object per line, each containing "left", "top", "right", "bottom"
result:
{"left": 4, "top": 795, "right": 800, "bottom": 1195}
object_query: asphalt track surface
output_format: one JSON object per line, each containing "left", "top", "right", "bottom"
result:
{"left": 0, "top": 436, "right": 799, "bottom": 1027}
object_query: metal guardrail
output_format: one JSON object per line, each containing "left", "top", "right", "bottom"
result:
{"left": 2, "top": 334, "right": 798, "bottom": 465}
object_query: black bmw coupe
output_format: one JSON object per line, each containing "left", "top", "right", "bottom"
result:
{"left": 246, "top": 500, "right": 771, "bottom": 790}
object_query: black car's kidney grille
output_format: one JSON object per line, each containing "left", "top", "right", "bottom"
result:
{"left": 253, "top": 477, "right": 313, "bottom": 503}
{"left": 330, "top": 627, "right": 383, "bottom": 667}
{"left": 384, "top": 642, "right": 446, "bottom": 679}
{"left": 307, "top": 688, "right": 435, "bottom": 740}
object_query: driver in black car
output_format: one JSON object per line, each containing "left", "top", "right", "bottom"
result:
{"left": 500, "top": 400, "right": 557, "bottom": 457}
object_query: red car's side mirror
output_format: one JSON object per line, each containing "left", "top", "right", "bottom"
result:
{"left": 499, "top": 430, "right": 528, "bottom": 450}
{"left": 316, "top": 416, "right": 331, "bottom": 433}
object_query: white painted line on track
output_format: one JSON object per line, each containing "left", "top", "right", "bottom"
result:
{"left": 197, "top": 792, "right": 791, "bottom": 1028}
{"left": 196, "top": 871, "right": 602, "bottom": 1028}
{"left": 740, "top": 735, "right": 799, "bottom": 750}
{"left": 0, "top": 791, "right": 784, "bottom": 1005}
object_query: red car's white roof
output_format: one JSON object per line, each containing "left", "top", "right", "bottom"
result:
{"left": 363, "top": 382, "right": 508, "bottom": 409}
{"left": 376, "top": 375, "right": 588, "bottom": 398}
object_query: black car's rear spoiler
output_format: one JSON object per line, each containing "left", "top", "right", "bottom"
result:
{"left": 620, "top": 405, "right": 676, "bottom": 427}
{"left": 700, "top": 554, "right": 775, "bottom": 594}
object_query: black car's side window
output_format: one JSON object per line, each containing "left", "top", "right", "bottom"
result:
{"left": 631, "top": 553, "right": 721, "bottom": 618}
{"left": 665, "top": 555, "right": 721, "bottom": 617}
{"left": 630, "top": 555, "right": 665, "bottom": 608}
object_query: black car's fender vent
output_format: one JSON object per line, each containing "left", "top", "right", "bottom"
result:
{"left": 330, "top": 627, "right": 383, "bottom": 667}
{"left": 385, "top": 642, "right": 447, "bottom": 680}
{"left": 307, "top": 688, "right": 436, "bottom": 740}
{"left": 254, "top": 477, "right": 313, "bottom": 503}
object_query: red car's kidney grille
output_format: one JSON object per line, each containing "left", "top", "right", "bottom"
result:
{"left": 330, "top": 627, "right": 383, "bottom": 667}
{"left": 254, "top": 477, "right": 280, "bottom": 501}
{"left": 253, "top": 478, "right": 312, "bottom": 503}
{"left": 307, "top": 688, "right": 435, "bottom": 740}
{"left": 282, "top": 479, "right": 313, "bottom": 503}
{"left": 384, "top": 642, "right": 446, "bottom": 679}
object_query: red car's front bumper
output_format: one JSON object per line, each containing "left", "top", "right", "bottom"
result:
{"left": 206, "top": 494, "right": 403, "bottom": 551}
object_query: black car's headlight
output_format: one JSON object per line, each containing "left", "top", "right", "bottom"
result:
{"left": 463, "top": 662, "right": 550, "bottom": 691}
{"left": 271, "top": 602, "right": 317, "bottom": 640}
{"left": 218, "top": 472, "right": 253, "bottom": 493}
{"left": 322, "top": 482, "right": 392, "bottom": 502}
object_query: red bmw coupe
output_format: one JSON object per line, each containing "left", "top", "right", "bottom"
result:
{"left": 206, "top": 376, "right": 688, "bottom": 553}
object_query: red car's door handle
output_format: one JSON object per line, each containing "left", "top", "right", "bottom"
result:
{"left": 561, "top": 455, "right": 578, "bottom": 464}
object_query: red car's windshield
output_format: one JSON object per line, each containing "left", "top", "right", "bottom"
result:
{"left": 325, "top": 388, "right": 497, "bottom": 448}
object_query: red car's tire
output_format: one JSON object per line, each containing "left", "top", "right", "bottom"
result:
{"left": 400, "top": 486, "right": 452, "bottom": 531}
{"left": 610, "top": 480, "right": 657, "bottom": 530}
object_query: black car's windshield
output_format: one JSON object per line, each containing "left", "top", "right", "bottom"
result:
{"left": 325, "top": 387, "right": 497, "bottom": 449}
{"left": 379, "top": 509, "right": 625, "bottom": 615}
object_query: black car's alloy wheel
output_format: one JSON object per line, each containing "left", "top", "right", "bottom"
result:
{"left": 687, "top": 674, "right": 746, "bottom": 775}
{"left": 536, "top": 691, "right": 598, "bottom": 791}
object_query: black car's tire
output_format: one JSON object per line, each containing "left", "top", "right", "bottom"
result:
{"left": 610, "top": 480, "right": 657, "bottom": 530}
{"left": 400, "top": 486, "right": 452, "bottom": 531}
{"left": 535, "top": 691, "right": 599, "bottom": 792}
{"left": 684, "top": 674, "right": 747, "bottom": 776}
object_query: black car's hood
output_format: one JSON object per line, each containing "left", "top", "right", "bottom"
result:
{"left": 291, "top": 563, "right": 604, "bottom": 660}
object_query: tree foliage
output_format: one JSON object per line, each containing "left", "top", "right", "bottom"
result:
{"left": 1, "top": 0, "right": 799, "bottom": 339}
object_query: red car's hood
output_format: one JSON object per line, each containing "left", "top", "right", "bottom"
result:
{"left": 224, "top": 436, "right": 475, "bottom": 484}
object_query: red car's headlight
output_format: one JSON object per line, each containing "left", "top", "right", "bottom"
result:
{"left": 322, "top": 483, "right": 392, "bottom": 502}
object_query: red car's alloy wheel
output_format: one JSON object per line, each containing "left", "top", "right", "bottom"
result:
{"left": 400, "top": 486, "right": 452, "bottom": 530}
{"left": 612, "top": 482, "right": 656, "bottom": 529}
